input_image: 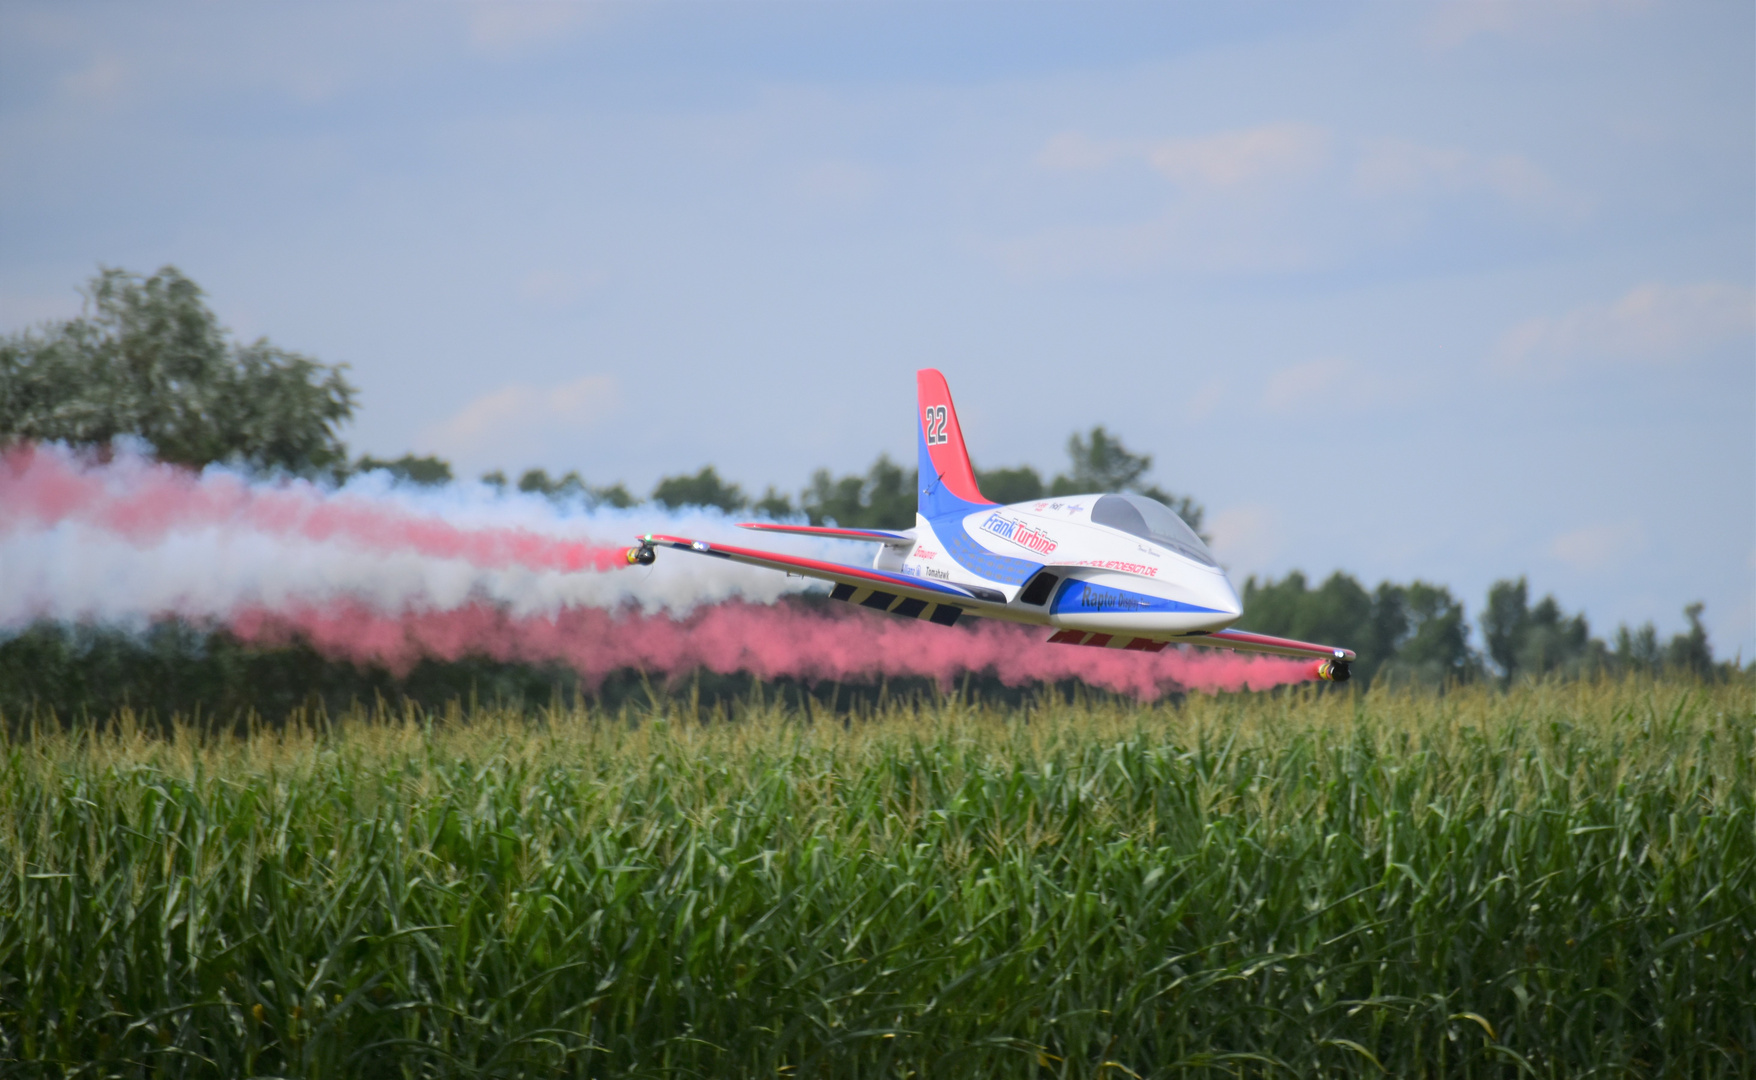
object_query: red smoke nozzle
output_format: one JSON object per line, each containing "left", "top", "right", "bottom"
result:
{"left": 1311, "top": 657, "right": 1352, "bottom": 683}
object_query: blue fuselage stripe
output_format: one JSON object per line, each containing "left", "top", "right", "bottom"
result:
{"left": 929, "top": 512, "right": 1041, "bottom": 587}
{"left": 1050, "top": 579, "right": 1223, "bottom": 616}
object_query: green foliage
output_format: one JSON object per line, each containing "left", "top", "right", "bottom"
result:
{"left": 1239, "top": 572, "right": 1478, "bottom": 687}
{"left": 0, "top": 266, "right": 356, "bottom": 474}
{"left": 652, "top": 465, "right": 746, "bottom": 513}
{"left": 1050, "top": 425, "right": 1150, "bottom": 494}
{"left": 513, "top": 467, "right": 636, "bottom": 509}
{"left": 751, "top": 485, "right": 796, "bottom": 520}
{"left": 1044, "top": 426, "right": 1205, "bottom": 538}
{"left": 1379, "top": 581, "right": 1480, "bottom": 686}
{"left": 1483, "top": 578, "right": 1600, "bottom": 682}
{"left": 1482, "top": 577, "right": 1531, "bottom": 679}
{"left": 802, "top": 453, "right": 916, "bottom": 529}
{"left": 0, "top": 619, "right": 602, "bottom": 724}
{"left": 798, "top": 427, "right": 1203, "bottom": 537}
{"left": 1483, "top": 578, "right": 1718, "bottom": 683}
{"left": 974, "top": 464, "right": 1045, "bottom": 505}
{"left": 353, "top": 453, "right": 452, "bottom": 486}
{"left": 0, "top": 681, "right": 1749, "bottom": 1077}
{"left": 1667, "top": 604, "right": 1715, "bottom": 675}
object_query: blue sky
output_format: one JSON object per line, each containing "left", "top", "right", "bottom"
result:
{"left": 3, "top": 1, "right": 1752, "bottom": 656}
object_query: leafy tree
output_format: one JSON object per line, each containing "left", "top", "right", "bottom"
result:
{"left": 501, "top": 466, "right": 636, "bottom": 508}
{"left": 652, "top": 466, "right": 746, "bottom": 513}
{"left": 802, "top": 454, "right": 916, "bottom": 529}
{"left": 803, "top": 471, "right": 870, "bottom": 527}
{"left": 1240, "top": 571, "right": 1380, "bottom": 682}
{"left": 0, "top": 266, "right": 355, "bottom": 474}
{"left": 595, "top": 484, "right": 637, "bottom": 509}
{"left": 355, "top": 454, "right": 452, "bottom": 486}
{"left": 975, "top": 465, "right": 1045, "bottom": 505}
{"left": 519, "top": 467, "right": 582, "bottom": 498}
{"left": 1377, "top": 582, "right": 1480, "bottom": 686}
{"left": 1482, "top": 578, "right": 1531, "bottom": 683}
{"left": 1607, "top": 604, "right": 1718, "bottom": 678}
{"left": 773, "top": 426, "right": 1201, "bottom": 534}
{"left": 1050, "top": 426, "right": 1150, "bottom": 494}
{"left": 1664, "top": 603, "right": 1714, "bottom": 677}
{"left": 1046, "top": 426, "right": 1205, "bottom": 538}
{"left": 751, "top": 486, "right": 796, "bottom": 520}
{"left": 1520, "top": 596, "right": 1600, "bottom": 677}
{"left": 1239, "top": 571, "right": 1480, "bottom": 687}
{"left": 1613, "top": 622, "right": 1662, "bottom": 673}
{"left": 1481, "top": 577, "right": 1603, "bottom": 683}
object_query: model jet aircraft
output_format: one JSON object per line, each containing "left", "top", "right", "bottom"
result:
{"left": 625, "top": 369, "right": 1355, "bottom": 680}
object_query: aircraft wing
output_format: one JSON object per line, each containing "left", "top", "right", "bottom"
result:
{"left": 1184, "top": 628, "right": 1356, "bottom": 662}
{"left": 737, "top": 522, "right": 915, "bottom": 544}
{"left": 637, "top": 533, "right": 990, "bottom": 609}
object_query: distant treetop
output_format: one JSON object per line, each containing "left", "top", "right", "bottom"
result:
{"left": 354, "top": 454, "right": 453, "bottom": 486}
{"left": 0, "top": 266, "right": 356, "bottom": 475}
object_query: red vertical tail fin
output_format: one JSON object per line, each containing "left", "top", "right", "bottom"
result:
{"left": 916, "top": 369, "right": 993, "bottom": 519}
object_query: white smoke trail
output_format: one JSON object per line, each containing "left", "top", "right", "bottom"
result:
{"left": 0, "top": 444, "right": 843, "bottom": 631}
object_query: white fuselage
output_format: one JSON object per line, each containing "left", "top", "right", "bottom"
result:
{"left": 874, "top": 495, "right": 1242, "bottom": 642}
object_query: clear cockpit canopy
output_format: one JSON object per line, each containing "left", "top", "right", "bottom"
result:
{"left": 1090, "top": 493, "right": 1217, "bottom": 567}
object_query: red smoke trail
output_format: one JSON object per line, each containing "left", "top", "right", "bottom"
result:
{"left": 228, "top": 600, "right": 1318, "bottom": 700}
{"left": 0, "top": 444, "right": 629, "bottom": 573}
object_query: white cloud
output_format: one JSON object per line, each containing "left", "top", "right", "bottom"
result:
{"left": 1206, "top": 504, "right": 1281, "bottom": 572}
{"left": 421, "top": 374, "right": 620, "bottom": 463}
{"left": 1146, "top": 124, "right": 1330, "bottom": 189}
{"left": 1493, "top": 281, "right": 1756, "bottom": 375}
{"left": 518, "top": 268, "right": 607, "bottom": 310}
{"left": 1019, "top": 125, "right": 1579, "bottom": 278}
{"left": 1261, "top": 357, "right": 1355, "bottom": 414}
{"left": 1352, "top": 138, "right": 1577, "bottom": 214}
{"left": 793, "top": 160, "right": 882, "bottom": 207}
{"left": 1035, "top": 131, "right": 1121, "bottom": 172}
{"left": 1549, "top": 520, "right": 1648, "bottom": 572}
{"left": 993, "top": 210, "right": 1316, "bottom": 279}
{"left": 467, "top": 2, "right": 603, "bottom": 58}
{"left": 1425, "top": 0, "right": 1653, "bottom": 49}
{"left": 1038, "top": 124, "right": 1330, "bottom": 190}
{"left": 1257, "top": 356, "right": 1430, "bottom": 416}
{"left": 1184, "top": 379, "right": 1224, "bottom": 423}
{"left": 58, "top": 53, "right": 127, "bottom": 103}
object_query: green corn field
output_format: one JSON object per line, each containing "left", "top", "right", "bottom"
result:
{"left": 0, "top": 678, "right": 1751, "bottom": 1078}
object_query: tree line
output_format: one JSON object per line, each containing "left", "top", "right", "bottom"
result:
{"left": 0, "top": 266, "right": 1738, "bottom": 721}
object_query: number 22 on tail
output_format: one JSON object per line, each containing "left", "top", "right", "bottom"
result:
{"left": 923, "top": 405, "right": 948, "bottom": 445}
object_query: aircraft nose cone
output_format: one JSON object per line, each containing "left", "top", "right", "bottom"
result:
{"left": 1205, "top": 573, "right": 1243, "bottom": 620}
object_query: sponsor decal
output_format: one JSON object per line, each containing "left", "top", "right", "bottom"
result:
{"left": 925, "top": 567, "right": 950, "bottom": 580}
{"left": 914, "top": 548, "right": 937, "bottom": 560}
{"left": 1073, "top": 559, "right": 1159, "bottom": 578}
{"left": 1077, "top": 587, "right": 1153, "bottom": 611}
{"left": 979, "top": 513, "right": 1058, "bottom": 555}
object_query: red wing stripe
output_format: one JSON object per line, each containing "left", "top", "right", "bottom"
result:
{"left": 736, "top": 522, "right": 914, "bottom": 543}
{"left": 1203, "top": 628, "right": 1357, "bottom": 661}
{"left": 645, "top": 534, "right": 976, "bottom": 600}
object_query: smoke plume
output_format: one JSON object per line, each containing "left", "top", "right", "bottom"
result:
{"left": 2, "top": 444, "right": 1320, "bottom": 698}
{"left": 229, "top": 600, "right": 1315, "bottom": 701}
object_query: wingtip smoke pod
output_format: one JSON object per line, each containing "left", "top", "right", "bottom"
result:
{"left": 1312, "top": 657, "right": 1352, "bottom": 682}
